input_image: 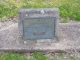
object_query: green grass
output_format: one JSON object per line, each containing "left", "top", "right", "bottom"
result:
{"left": 0, "top": 52, "right": 27, "bottom": 60}
{"left": 0, "top": 52, "right": 80, "bottom": 60}
{"left": 51, "top": 53, "right": 80, "bottom": 60}
{"left": 0, "top": 0, "right": 80, "bottom": 21}
{"left": 32, "top": 52, "right": 49, "bottom": 60}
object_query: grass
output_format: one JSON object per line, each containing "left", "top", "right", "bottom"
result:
{"left": 0, "top": 52, "right": 27, "bottom": 60}
{"left": 0, "top": 0, "right": 80, "bottom": 21}
{"left": 0, "top": 52, "right": 80, "bottom": 60}
{"left": 51, "top": 53, "right": 80, "bottom": 60}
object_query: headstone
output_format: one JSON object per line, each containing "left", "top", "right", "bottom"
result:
{"left": 18, "top": 8, "right": 59, "bottom": 40}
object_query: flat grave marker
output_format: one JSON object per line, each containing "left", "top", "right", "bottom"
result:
{"left": 18, "top": 8, "right": 59, "bottom": 40}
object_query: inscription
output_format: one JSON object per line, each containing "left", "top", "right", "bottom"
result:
{"left": 33, "top": 32, "right": 46, "bottom": 35}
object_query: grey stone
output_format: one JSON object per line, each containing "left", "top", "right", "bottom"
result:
{"left": 0, "top": 20, "right": 80, "bottom": 52}
{"left": 18, "top": 8, "right": 59, "bottom": 40}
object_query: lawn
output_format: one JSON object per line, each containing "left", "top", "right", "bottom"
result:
{"left": 0, "top": 52, "right": 80, "bottom": 60}
{"left": 0, "top": 0, "right": 80, "bottom": 21}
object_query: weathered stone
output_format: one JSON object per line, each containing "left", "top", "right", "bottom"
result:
{"left": 18, "top": 8, "right": 59, "bottom": 40}
{"left": 0, "top": 20, "right": 80, "bottom": 52}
